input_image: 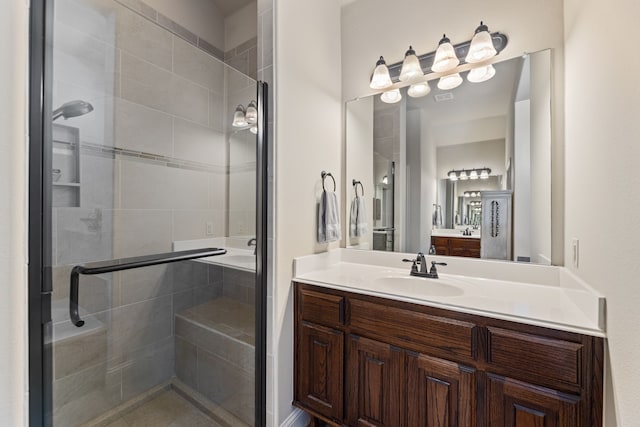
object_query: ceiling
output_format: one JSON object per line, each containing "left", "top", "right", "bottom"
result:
{"left": 211, "top": 0, "right": 255, "bottom": 17}
{"left": 406, "top": 57, "right": 523, "bottom": 128}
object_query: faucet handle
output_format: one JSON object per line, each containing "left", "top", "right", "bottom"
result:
{"left": 402, "top": 258, "right": 419, "bottom": 274}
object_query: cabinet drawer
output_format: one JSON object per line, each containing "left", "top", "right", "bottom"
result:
{"left": 487, "top": 327, "right": 583, "bottom": 388}
{"left": 350, "top": 299, "right": 476, "bottom": 359}
{"left": 299, "top": 288, "right": 344, "bottom": 328}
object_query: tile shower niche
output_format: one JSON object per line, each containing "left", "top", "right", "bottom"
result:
{"left": 52, "top": 124, "right": 81, "bottom": 207}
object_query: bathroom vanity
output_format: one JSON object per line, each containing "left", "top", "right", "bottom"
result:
{"left": 292, "top": 250, "right": 604, "bottom": 426}
{"left": 431, "top": 235, "right": 481, "bottom": 258}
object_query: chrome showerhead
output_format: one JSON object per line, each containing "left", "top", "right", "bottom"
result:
{"left": 52, "top": 100, "right": 94, "bottom": 121}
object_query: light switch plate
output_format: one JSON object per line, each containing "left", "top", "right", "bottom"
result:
{"left": 571, "top": 238, "right": 579, "bottom": 268}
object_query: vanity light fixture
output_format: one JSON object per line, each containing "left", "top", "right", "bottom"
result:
{"left": 431, "top": 34, "right": 459, "bottom": 73}
{"left": 408, "top": 81, "right": 431, "bottom": 98}
{"left": 369, "top": 56, "right": 393, "bottom": 90}
{"left": 448, "top": 167, "right": 492, "bottom": 181}
{"left": 380, "top": 88, "right": 402, "bottom": 103}
{"left": 437, "top": 73, "right": 463, "bottom": 90}
{"left": 466, "top": 21, "right": 498, "bottom": 63}
{"left": 467, "top": 64, "right": 496, "bottom": 83}
{"left": 470, "top": 201, "right": 482, "bottom": 206}
{"left": 399, "top": 46, "right": 423, "bottom": 82}
{"left": 369, "top": 22, "right": 506, "bottom": 103}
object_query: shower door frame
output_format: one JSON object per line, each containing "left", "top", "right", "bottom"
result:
{"left": 27, "top": 1, "right": 269, "bottom": 425}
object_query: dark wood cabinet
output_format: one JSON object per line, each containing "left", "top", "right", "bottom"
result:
{"left": 406, "top": 352, "right": 475, "bottom": 426}
{"left": 296, "top": 321, "right": 344, "bottom": 422}
{"left": 346, "top": 335, "right": 403, "bottom": 426}
{"left": 293, "top": 282, "right": 603, "bottom": 427}
{"left": 431, "top": 236, "right": 481, "bottom": 258}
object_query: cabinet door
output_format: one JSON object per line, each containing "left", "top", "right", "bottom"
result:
{"left": 347, "top": 335, "right": 403, "bottom": 427}
{"left": 487, "top": 374, "right": 580, "bottom": 427}
{"left": 297, "top": 321, "right": 344, "bottom": 422}
{"left": 406, "top": 352, "right": 475, "bottom": 427}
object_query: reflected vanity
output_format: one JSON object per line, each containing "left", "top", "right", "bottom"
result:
{"left": 345, "top": 50, "right": 552, "bottom": 264}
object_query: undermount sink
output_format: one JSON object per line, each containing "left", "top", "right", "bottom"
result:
{"left": 372, "top": 276, "right": 464, "bottom": 297}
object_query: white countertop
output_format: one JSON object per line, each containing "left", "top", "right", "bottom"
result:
{"left": 293, "top": 249, "right": 605, "bottom": 337}
{"left": 431, "top": 229, "right": 480, "bottom": 239}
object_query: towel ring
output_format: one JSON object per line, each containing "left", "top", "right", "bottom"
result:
{"left": 352, "top": 179, "right": 364, "bottom": 196}
{"left": 321, "top": 171, "right": 336, "bottom": 192}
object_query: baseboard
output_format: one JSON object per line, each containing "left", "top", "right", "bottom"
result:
{"left": 280, "top": 408, "right": 310, "bottom": 427}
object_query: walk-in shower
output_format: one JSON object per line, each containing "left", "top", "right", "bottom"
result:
{"left": 28, "top": 0, "right": 267, "bottom": 425}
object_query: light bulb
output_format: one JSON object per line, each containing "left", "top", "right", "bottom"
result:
{"left": 232, "top": 105, "right": 246, "bottom": 127}
{"left": 380, "top": 89, "right": 402, "bottom": 104}
{"left": 399, "top": 46, "right": 423, "bottom": 82}
{"left": 480, "top": 169, "right": 490, "bottom": 179}
{"left": 465, "top": 22, "right": 497, "bottom": 63}
{"left": 468, "top": 64, "right": 496, "bottom": 83}
{"left": 437, "top": 73, "right": 463, "bottom": 90}
{"left": 459, "top": 170, "right": 468, "bottom": 180}
{"left": 408, "top": 81, "right": 431, "bottom": 98}
{"left": 370, "top": 56, "right": 393, "bottom": 90}
{"left": 464, "top": 192, "right": 470, "bottom": 198}
{"left": 448, "top": 171, "right": 458, "bottom": 181}
{"left": 249, "top": 125, "right": 258, "bottom": 134}
{"left": 245, "top": 101, "right": 258, "bottom": 124}
{"left": 469, "top": 170, "right": 479, "bottom": 180}
{"left": 432, "top": 34, "right": 459, "bottom": 73}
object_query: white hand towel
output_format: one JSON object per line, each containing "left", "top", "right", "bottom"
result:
{"left": 349, "top": 195, "right": 368, "bottom": 237}
{"left": 318, "top": 190, "right": 341, "bottom": 243}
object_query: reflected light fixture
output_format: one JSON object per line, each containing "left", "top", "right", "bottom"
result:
{"left": 466, "top": 21, "right": 498, "bottom": 63}
{"left": 467, "top": 64, "right": 496, "bottom": 83}
{"left": 408, "top": 81, "right": 431, "bottom": 98}
{"left": 380, "top": 88, "right": 402, "bottom": 103}
{"left": 431, "top": 34, "right": 459, "bottom": 73}
{"left": 448, "top": 167, "right": 491, "bottom": 181}
{"left": 438, "top": 73, "right": 463, "bottom": 90}
{"left": 464, "top": 191, "right": 482, "bottom": 198}
{"left": 399, "top": 46, "right": 423, "bottom": 82}
{"left": 370, "top": 56, "right": 393, "bottom": 90}
{"left": 232, "top": 105, "right": 247, "bottom": 127}
{"left": 245, "top": 101, "right": 258, "bottom": 124}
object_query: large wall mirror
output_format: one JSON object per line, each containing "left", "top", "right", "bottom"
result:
{"left": 345, "top": 49, "right": 552, "bottom": 264}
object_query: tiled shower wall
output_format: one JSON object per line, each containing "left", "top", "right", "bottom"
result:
{"left": 50, "top": 0, "right": 258, "bottom": 424}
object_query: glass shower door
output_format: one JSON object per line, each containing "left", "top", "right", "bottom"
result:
{"left": 40, "top": 0, "right": 263, "bottom": 425}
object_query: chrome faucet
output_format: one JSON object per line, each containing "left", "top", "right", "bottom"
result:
{"left": 247, "top": 237, "right": 257, "bottom": 255}
{"left": 402, "top": 252, "right": 447, "bottom": 279}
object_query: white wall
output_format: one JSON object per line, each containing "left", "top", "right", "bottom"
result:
{"left": 145, "top": 0, "right": 225, "bottom": 49}
{"left": 564, "top": 0, "right": 640, "bottom": 424}
{"left": 342, "top": 0, "right": 565, "bottom": 265}
{"left": 0, "top": 0, "right": 28, "bottom": 425}
{"left": 513, "top": 100, "right": 531, "bottom": 261}
{"left": 529, "top": 50, "right": 552, "bottom": 264}
{"left": 273, "top": 0, "right": 342, "bottom": 424}
{"left": 224, "top": 1, "right": 258, "bottom": 51}
{"left": 345, "top": 97, "right": 374, "bottom": 249}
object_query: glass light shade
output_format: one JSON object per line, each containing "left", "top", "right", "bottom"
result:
{"left": 431, "top": 35, "right": 459, "bottom": 73}
{"left": 408, "top": 81, "right": 431, "bottom": 98}
{"left": 437, "top": 73, "right": 463, "bottom": 90}
{"left": 469, "top": 170, "right": 479, "bottom": 180}
{"left": 458, "top": 170, "right": 468, "bottom": 180}
{"left": 467, "top": 64, "right": 496, "bottom": 83}
{"left": 399, "top": 46, "right": 423, "bottom": 82}
{"left": 380, "top": 89, "right": 402, "bottom": 104}
{"left": 245, "top": 101, "right": 258, "bottom": 124}
{"left": 465, "top": 23, "right": 497, "bottom": 63}
{"left": 370, "top": 56, "right": 393, "bottom": 90}
{"left": 232, "top": 105, "right": 246, "bottom": 127}
{"left": 448, "top": 171, "right": 458, "bottom": 181}
{"left": 249, "top": 125, "right": 258, "bottom": 134}
{"left": 480, "top": 169, "right": 490, "bottom": 179}
{"left": 464, "top": 192, "right": 470, "bottom": 198}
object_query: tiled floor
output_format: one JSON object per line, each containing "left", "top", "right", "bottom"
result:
{"left": 104, "top": 390, "right": 223, "bottom": 426}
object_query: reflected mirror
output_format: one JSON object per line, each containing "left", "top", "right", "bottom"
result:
{"left": 346, "top": 49, "right": 551, "bottom": 264}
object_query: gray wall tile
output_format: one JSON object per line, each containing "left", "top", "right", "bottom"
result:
{"left": 121, "top": 336, "right": 174, "bottom": 401}
{"left": 114, "top": 98, "right": 173, "bottom": 157}
{"left": 175, "top": 337, "right": 197, "bottom": 389}
{"left": 116, "top": 3, "right": 172, "bottom": 70}
{"left": 173, "top": 36, "right": 224, "bottom": 94}
{"left": 113, "top": 209, "right": 172, "bottom": 258}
